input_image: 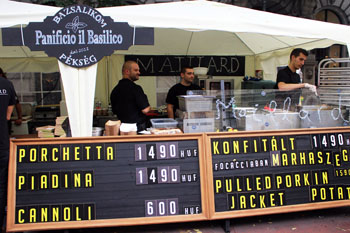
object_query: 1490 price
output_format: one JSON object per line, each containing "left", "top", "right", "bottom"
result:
{"left": 311, "top": 133, "right": 344, "bottom": 149}
{"left": 135, "top": 143, "right": 178, "bottom": 161}
{"left": 136, "top": 166, "right": 180, "bottom": 185}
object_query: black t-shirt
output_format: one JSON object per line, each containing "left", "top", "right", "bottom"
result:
{"left": 274, "top": 66, "right": 301, "bottom": 107}
{"left": 110, "top": 79, "right": 150, "bottom": 126}
{"left": 7, "top": 92, "right": 19, "bottom": 135}
{"left": 0, "top": 77, "right": 16, "bottom": 151}
{"left": 166, "top": 83, "right": 202, "bottom": 114}
{"left": 275, "top": 66, "right": 301, "bottom": 89}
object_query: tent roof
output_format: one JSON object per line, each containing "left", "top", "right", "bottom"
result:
{"left": 0, "top": 0, "right": 60, "bottom": 27}
{"left": 1, "top": 0, "right": 350, "bottom": 58}
{"left": 0, "top": 0, "right": 60, "bottom": 58}
{"left": 97, "top": 0, "right": 350, "bottom": 56}
{"left": 99, "top": 0, "right": 348, "bottom": 41}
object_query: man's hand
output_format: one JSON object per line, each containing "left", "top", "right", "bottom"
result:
{"left": 304, "top": 83, "right": 317, "bottom": 95}
{"left": 15, "top": 118, "right": 22, "bottom": 125}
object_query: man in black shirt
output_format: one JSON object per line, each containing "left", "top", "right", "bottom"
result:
{"left": 0, "top": 69, "right": 22, "bottom": 135}
{"left": 0, "top": 72, "right": 16, "bottom": 231}
{"left": 110, "top": 61, "right": 150, "bottom": 132}
{"left": 275, "top": 48, "right": 316, "bottom": 92}
{"left": 166, "top": 67, "right": 202, "bottom": 118}
{"left": 275, "top": 48, "right": 317, "bottom": 107}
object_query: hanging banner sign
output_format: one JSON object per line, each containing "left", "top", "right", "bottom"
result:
{"left": 125, "top": 55, "right": 245, "bottom": 76}
{"left": 2, "top": 5, "right": 154, "bottom": 68}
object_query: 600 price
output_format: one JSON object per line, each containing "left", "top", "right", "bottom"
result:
{"left": 136, "top": 166, "right": 180, "bottom": 185}
{"left": 145, "top": 199, "right": 179, "bottom": 217}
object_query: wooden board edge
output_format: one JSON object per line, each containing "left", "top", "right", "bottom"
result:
{"left": 10, "top": 133, "right": 205, "bottom": 144}
{"left": 6, "top": 213, "right": 208, "bottom": 232}
{"left": 198, "top": 134, "right": 210, "bottom": 219}
{"left": 202, "top": 134, "right": 216, "bottom": 219}
{"left": 209, "top": 200, "right": 350, "bottom": 220}
{"left": 7, "top": 140, "right": 17, "bottom": 231}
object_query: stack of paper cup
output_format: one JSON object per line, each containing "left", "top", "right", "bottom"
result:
{"left": 105, "top": 120, "right": 121, "bottom": 136}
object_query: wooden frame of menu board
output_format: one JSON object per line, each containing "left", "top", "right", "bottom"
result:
{"left": 7, "top": 133, "right": 208, "bottom": 232}
{"left": 205, "top": 127, "right": 350, "bottom": 220}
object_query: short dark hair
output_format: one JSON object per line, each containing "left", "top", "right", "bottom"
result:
{"left": 181, "top": 66, "right": 193, "bottom": 74}
{"left": 0, "top": 68, "right": 6, "bottom": 78}
{"left": 290, "top": 48, "right": 308, "bottom": 60}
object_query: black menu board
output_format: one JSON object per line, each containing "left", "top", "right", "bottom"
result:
{"left": 9, "top": 135, "right": 205, "bottom": 231}
{"left": 210, "top": 131, "right": 350, "bottom": 213}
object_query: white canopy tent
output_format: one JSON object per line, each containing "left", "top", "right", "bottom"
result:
{"left": 100, "top": 1, "right": 350, "bottom": 55}
{"left": 1, "top": 0, "right": 350, "bottom": 76}
{"left": 98, "top": 0, "right": 350, "bottom": 77}
{"left": 0, "top": 0, "right": 60, "bottom": 59}
{"left": 1, "top": 0, "right": 350, "bottom": 136}
{"left": 0, "top": 0, "right": 59, "bottom": 27}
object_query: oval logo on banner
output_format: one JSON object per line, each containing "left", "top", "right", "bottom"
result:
{"left": 20, "top": 5, "right": 154, "bottom": 68}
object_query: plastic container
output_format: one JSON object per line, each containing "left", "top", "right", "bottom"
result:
{"left": 150, "top": 118, "right": 178, "bottom": 129}
{"left": 181, "top": 118, "right": 215, "bottom": 133}
{"left": 92, "top": 127, "right": 104, "bottom": 136}
{"left": 178, "top": 95, "right": 214, "bottom": 112}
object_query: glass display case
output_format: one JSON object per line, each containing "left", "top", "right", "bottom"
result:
{"left": 176, "top": 87, "right": 349, "bottom": 132}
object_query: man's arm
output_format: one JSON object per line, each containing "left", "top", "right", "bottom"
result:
{"left": 7, "top": 105, "right": 14, "bottom": 121}
{"left": 15, "top": 102, "right": 22, "bottom": 125}
{"left": 167, "top": 104, "right": 174, "bottom": 119}
{"left": 278, "top": 82, "right": 305, "bottom": 91}
{"left": 141, "top": 106, "right": 151, "bottom": 114}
